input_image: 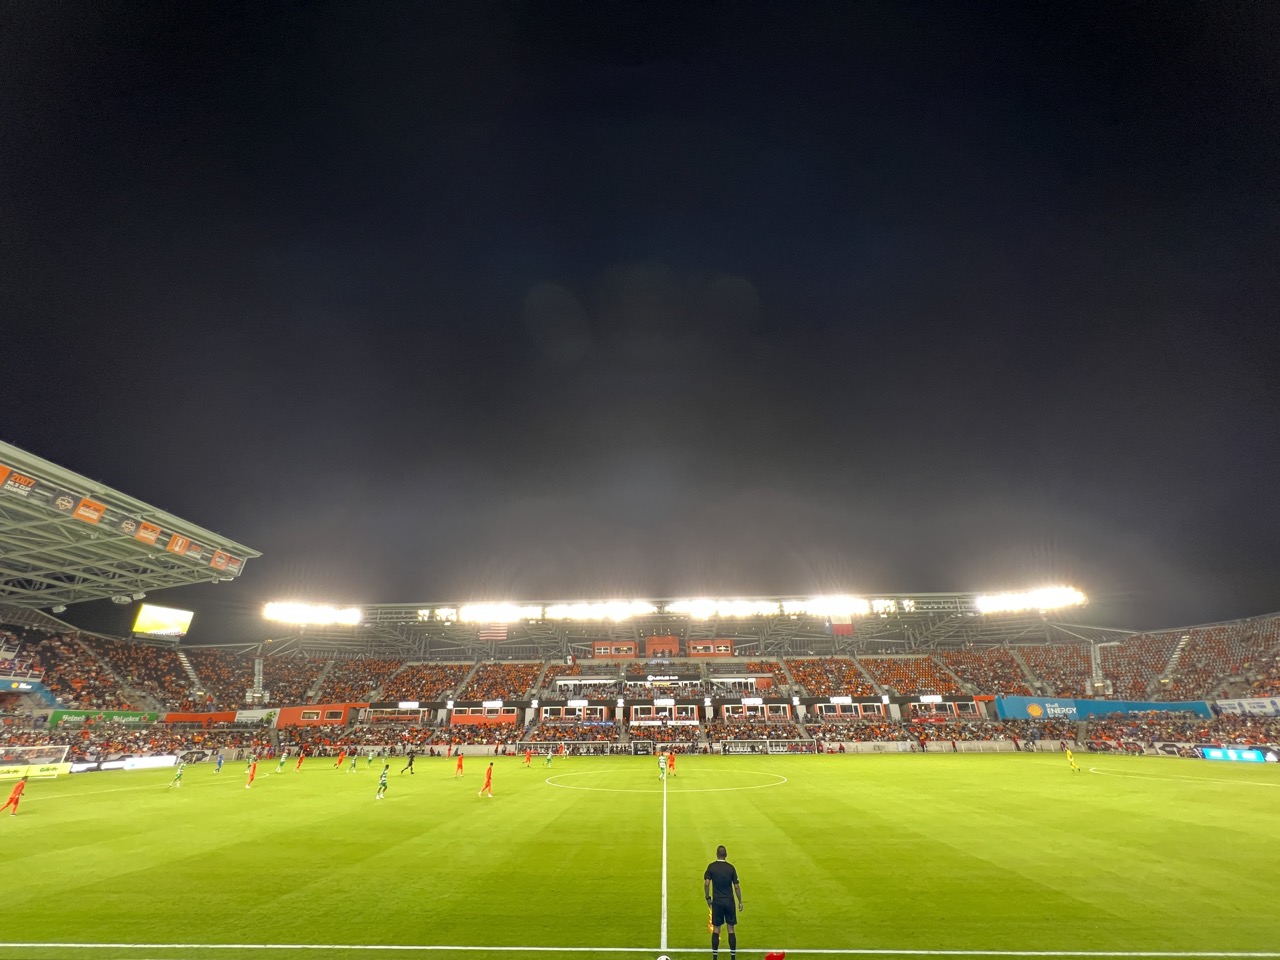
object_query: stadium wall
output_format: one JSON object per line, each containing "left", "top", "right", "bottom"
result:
{"left": 995, "top": 695, "right": 1211, "bottom": 720}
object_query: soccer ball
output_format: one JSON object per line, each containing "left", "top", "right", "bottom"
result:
{"left": 657, "top": 956, "right": 672, "bottom": 960}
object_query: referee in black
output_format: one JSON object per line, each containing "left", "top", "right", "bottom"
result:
{"left": 703, "top": 844, "right": 743, "bottom": 960}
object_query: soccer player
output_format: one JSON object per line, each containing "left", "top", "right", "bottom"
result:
{"left": 543, "top": 748, "right": 553, "bottom": 767}
{"left": 400, "top": 749, "right": 415, "bottom": 775}
{"left": 367, "top": 750, "right": 375, "bottom": 768}
{"left": 454, "top": 752, "right": 465, "bottom": 778}
{"left": 215, "top": 753, "right": 224, "bottom": 774}
{"left": 376, "top": 764, "right": 389, "bottom": 799}
{"left": 245, "top": 757, "right": 258, "bottom": 789}
{"left": 658, "top": 751, "right": 667, "bottom": 781}
{"left": 558, "top": 741, "right": 567, "bottom": 758}
{"left": 667, "top": 750, "right": 676, "bottom": 778}
{"left": 168, "top": 761, "right": 186, "bottom": 789}
{"left": 704, "top": 844, "right": 744, "bottom": 960}
{"left": 295, "top": 750, "right": 306, "bottom": 772}
{"left": 523, "top": 748, "right": 532, "bottom": 767}
{"left": 349, "top": 753, "right": 359, "bottom": 773}
{"left": 478, "top": 761, "right": 493, "bottom": 798}
{"left": 1066, "top": 747, "right": 1082, "bottom": 773}
{"left": 275, "top": 753, "right": 288, "bottom": 774}
{"left": 3, "top": 775, "right": 28, "bottom": 816}
{"left": 334, "top": 750, "right": 347, "bottom": 770}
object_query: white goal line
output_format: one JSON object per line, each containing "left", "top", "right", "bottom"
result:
{"left": 2, "top": 945, "right": 1279, "bottom": 957}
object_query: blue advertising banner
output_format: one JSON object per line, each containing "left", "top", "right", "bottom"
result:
{"left": 995, "top": 695, "right": 1211, "bottom": 720}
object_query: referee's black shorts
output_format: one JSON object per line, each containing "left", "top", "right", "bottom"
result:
{"left": 711, "top": 901, "right": 737, "bottom": 927}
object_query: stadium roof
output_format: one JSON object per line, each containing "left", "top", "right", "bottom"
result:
{"left": 260, "top": 592, "right": 1135, "bottom": 659}
{"left": 0, "top": 440, "right": 260, "bottom": 609}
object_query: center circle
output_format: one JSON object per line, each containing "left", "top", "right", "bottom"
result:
{"left": 544, "top": 768, "right": 788, "bottom": 794}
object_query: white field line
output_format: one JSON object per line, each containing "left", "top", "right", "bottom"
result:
{"left": 3, "top": 944, "right": 1280, "bottom": 956}
{"left": 1088, "top": 767, "right": 1280, "bottom": 787}
{"left": 659, "top": 768, "right": 669, "bottom": 952}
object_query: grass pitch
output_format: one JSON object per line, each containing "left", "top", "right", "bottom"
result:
{"left": 3, "top": 752, "right": 1279, "bottom": 960}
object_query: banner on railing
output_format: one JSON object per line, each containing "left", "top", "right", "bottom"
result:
{"left": 995, "top": 696, "right": 1211, "bottom": 720}
{"left": 1216, "top": 697, "right": 1280, "bottom": 717}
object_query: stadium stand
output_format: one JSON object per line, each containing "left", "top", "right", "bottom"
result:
{"left": 183, "top": 649, "right": 327, "bottom": 709}
{"left": 525, "top": 720, "right": 620, "bottom": 743}
{"left": 859, "top": 656, "right": 961, "bottom": 696}
{"left": 935, "top": 649, "right": 1033, "bottom": 695}
{"left": 1098, "top": 631, "right": 1180, "bottom": 699}
{"left": 457, "top": 662, "right": 542, "bottom": 701}
{"left": 1019, "top": 642, "right": 1091, "bottom": 696}
{"left": 1086, "top": 713, "right": 1280, "bottom": 746}
{"left": 314, "top": 657, "right": 404, "bottom": 703}
{"left": 704, "top": 718, "right": 803, "bottom": 741}
{"left": 1164, "top": 622, "right": 1277, "bottom": 700}
{"left": 381, "top": 662, "right": 472, "bottom": 702}
{"left": 785, "top": 657, "right": 877, "bottom": 696}
{"left": 83, "top": 637, "right": 194, "bottom": 708}
{"left": 21, "top": 632, "right": 128, "bottom": 710}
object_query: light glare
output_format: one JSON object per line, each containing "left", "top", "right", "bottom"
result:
{"left": 263, "top": 602, "right": 362, "bottom": 626}
{"left": 974, "top": 586, "right": 1087, "bottom": 614}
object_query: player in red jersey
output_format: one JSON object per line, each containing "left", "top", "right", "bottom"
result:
{"left": 454, "top": 752, "right": 464, "bottom": 778}
{"left": 295, "top": 749, "right": 305, "bottom": 772}
{"left": 245, "top": 757, "right": 258, "bottom": 789}
{"left": 478, "top": 762, "right": 493, "bottom": 798}
{"left": 523, "top": 748, "right": 532, "bottom": 767}
{"left": 334, "top": 750, "right": 347, "bottom": 769}
{"left": 2, "top": 776, "right": 27, "bottom": 816}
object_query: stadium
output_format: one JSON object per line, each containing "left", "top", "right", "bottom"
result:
{"left": 2, "top": 439, "right": 1278, "bottom": 960}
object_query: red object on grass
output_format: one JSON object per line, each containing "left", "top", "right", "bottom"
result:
{"left": 765, "top": 953, "right": 787, "bottom": 960}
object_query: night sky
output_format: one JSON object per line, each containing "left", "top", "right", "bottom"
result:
{"left": 3, "top": 2, "right": 1278, "bottom": 642}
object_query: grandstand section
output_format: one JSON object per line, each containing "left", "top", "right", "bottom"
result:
{"left": 0, "top": 440, "right": 260, "bottom": 608}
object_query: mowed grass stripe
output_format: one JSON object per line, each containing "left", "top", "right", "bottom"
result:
{"left": 3, "top": 754, "right": 1278, "bottom": 960}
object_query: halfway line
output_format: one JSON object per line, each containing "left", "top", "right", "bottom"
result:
{"left": 3, "top": 944, "right": 1280, "bottom": 957}
{"left": 659, "top": 763, "right": 669, "bottom": 952}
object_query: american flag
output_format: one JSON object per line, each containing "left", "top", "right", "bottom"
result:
{"left": 478, "top": 623, "right": 509, "bottom": 642}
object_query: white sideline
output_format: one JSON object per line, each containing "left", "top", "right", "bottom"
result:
{"left": 659, "top": 767, "right": 669, "bottom": 952}
{"left": 2, "top": 944, "right": 1280, "bottom": 956}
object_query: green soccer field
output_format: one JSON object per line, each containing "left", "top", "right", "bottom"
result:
{"left": 4, "top": 752, "right": 1279, "bottom": 960}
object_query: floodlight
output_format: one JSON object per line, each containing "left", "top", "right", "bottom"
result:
{"left": 458, "top": 603, "right": 541, "bottom": 623}
{"left": 667, "top": 598, "right": 780, "bottom": 619}
{"left": 262, "top": 602, "right": 363, "bottom": 626}
{"left": 974, "top": 586, "right": 1087, "bottom": 615}
{"left": 784, "top": 595, "right": 871, "bottom": 618}
{"left": 544, "top": 600, "right": 658, "bottom": 621}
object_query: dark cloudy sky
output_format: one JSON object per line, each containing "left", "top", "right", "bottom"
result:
{"left": 2, "top": 1, "right": 1278, "bottom": 641}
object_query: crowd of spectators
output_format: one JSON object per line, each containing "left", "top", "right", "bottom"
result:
{"left": 525, "top": 720, "right": 620, "bottom": 743}
{"left": 458, "top": 662, "right": 542, "bottom": 701}
{"left": 936, "top": 649, "right": 1033, "bottom": 695}
{"left": 1019, "top": 643, "right": 1091, "bottom": 696}
{"left": 381, "top": 662, "right": 471, "bottom": 702}
{"left": 23, "top": 633, "right": 129, "bottom": 710}
{"left": 1164, "top": 623, "right": 1277, "bottom": 701}
{"left": 630, "top": 723, "right": 701, "bottom": 744}
{"left": 1098, "top": 631, "right": 1180, "bottom": 699}
{"left": 859, "top": 656, "right": 961, "bottom": 696}
{"left": 1086, "top": 712, "right": 1280, "bottom": 746}
{"left": 785, "top": 657, "right": 877, "bottom": 696}
{"left": 704, "top": 718, "right": 802, "bottom": 740}
{"left": 1, "top": 720, "right": 272, "bottom": 763}
{"left": 182, "top": 649, "right": 327, "bottom": 708}
{"left": 84, "top": 638, "right": 194, "bottom": 708}
{"left": 315, "top": 658, "right": 404, "bottom": 703}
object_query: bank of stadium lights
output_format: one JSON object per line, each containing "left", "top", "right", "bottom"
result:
{"left": 668, "top": 599, "right": 782, "bottom": 619}
{"left": 544, "top": 600, "right": 658, "bottom": 621}
{"left": 973, "top": 586, "right": 1087, "bottom": 615}
{"left": 262, "top": 602, "right": 363, "bottom": 626}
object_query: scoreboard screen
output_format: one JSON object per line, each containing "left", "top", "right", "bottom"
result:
{"left": 132, "top": 604, "right": 195, "bottom": 639}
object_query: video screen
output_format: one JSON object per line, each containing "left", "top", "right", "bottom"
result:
{"left": 132, "top": 604, "right": 195, "bottom": 638}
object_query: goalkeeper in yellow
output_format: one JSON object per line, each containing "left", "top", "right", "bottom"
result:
{"left": 1065, "top": 746, "right": 1081, "bottom": 773}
